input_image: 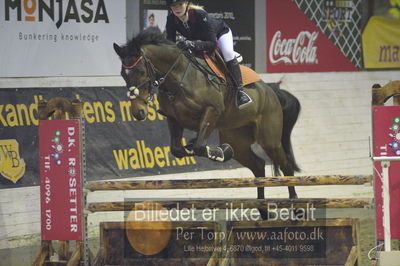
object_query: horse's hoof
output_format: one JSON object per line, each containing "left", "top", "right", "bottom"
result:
{"left": 183, "top": 144, "right": 194, "bottom": 156}
{"left": 289, "top": 194, "right": 298, "bottom": 199}
{"left": 171, "top": 147, "right": 189, "bottom": 158}
{"left": 220, "top": 143, "right": 234, "bottom": 162}
{"left": 206, "top": 146, "right": 225, "bottom": 162}
{"left": 205, "top": 144, "right": 234, "bottom": 162}
{"left": 258, "top": 209, "right": 269, "bottom": 220}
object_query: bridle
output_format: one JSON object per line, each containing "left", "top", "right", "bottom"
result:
{"left": 122, "top": 49, "right": 183, "bottom": 105}
{"left": 123, "top": 55, "right": 143, "bottom": 69}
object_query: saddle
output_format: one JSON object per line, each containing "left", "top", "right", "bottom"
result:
{"left": 203, "top": 52, "right": 261, "bottom": 86}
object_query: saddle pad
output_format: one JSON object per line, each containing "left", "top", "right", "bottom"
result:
{"left": 204, "top": 53, "right": 225, "bottom": 80}
{"left": 240, "top": 65, "right": 261, "bottom": 86}
{"left": 204, "top": 53, "right": 261, "bottom": 86}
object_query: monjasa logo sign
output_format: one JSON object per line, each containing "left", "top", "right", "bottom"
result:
{"left": 4, "top": 0, "right": 109, "bottom": 28}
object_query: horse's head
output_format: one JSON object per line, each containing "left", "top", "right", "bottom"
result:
{"left": 113, "top": 41, "right": 154, "bottom": 121}
{"left": 114, "top": 28, "right": 174, "bottom": 121}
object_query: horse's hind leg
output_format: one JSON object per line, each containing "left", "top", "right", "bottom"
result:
{"left": 220, "top": 127, "right": 270, "bottom": 219}
{"left": 269, "top": 148, "right": 297, "bottom": 199}
{"left": 219, "top": 126, "right": 266, "bottom": 199}
{"left": 257, "top": 117, "right": 298, "bottom": 199}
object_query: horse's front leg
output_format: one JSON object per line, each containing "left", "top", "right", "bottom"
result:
{"left": 167, "top": 117, "right": 193, "bottom": 158}
{"left": 193, "top": 107, "right": 233, "bottom": 162}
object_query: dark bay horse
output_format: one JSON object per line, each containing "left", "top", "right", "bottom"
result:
{"left": 113, "top": 29, "right": 301, "bottom": 208}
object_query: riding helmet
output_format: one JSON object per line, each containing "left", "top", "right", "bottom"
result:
{"left": 166, "top": 0, "right": 188, "bottom": 7}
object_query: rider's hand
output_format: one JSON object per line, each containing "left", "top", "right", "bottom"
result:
{"left": 177, "top": 40, "right": 196, "bottom": 50}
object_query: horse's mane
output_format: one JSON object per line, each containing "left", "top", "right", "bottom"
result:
{"left": 125, "top": 28, "right": 173, "bottom": 55}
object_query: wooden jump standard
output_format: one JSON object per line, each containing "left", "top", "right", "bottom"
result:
{"left": 86, "top": 175, "right": 372, "bottom": 212}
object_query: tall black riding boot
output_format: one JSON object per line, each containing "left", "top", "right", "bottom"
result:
{"left": 226, "top": 58, "right": 252, "bottom": 108}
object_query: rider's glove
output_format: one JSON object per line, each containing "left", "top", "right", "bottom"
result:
{"left": 177, "top": 40, "right": 196, "bottom": 50}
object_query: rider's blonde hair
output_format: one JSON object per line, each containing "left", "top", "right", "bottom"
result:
{"left": 178, "top": 3, "right": 204, "bottom": 22}
{"left": 188, "top": 3, "right": 204, "bottom": 10}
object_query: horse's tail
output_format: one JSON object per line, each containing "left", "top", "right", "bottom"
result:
{"left": 269, "top": 84, "right": 301, "bottom": 173}
{"left": 282, "top": 91, "right": 301, "bottom": 173}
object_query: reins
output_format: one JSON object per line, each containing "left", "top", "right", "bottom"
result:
{"left": 124, "top": 49, "right": 183, "bottom": 104}
{"left": 124, "top": 46, "right": 226, "bottom": 105}
{"left": 182, "top": 51, "right": 226, "bottom": 86}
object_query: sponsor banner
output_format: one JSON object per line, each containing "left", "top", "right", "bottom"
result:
{"left": 39, "top": 120, "right": 82, "bottom": 240}
{"left": 0, "top": 87, "right": 242, "bottom": 189}
{"left": 0, "top": 139, "right": 26, "bottom": 183}
{"left": 362, "top": 16, "right": 400, "bottom": 69}
{"left": 0, "top": 0, "right": 126, "bottom": 77}
{"left": 373, "top": 106, "right": 400, "bottom": 239}
{"left": 266, "top": 0, "right": 359, "bottom": 73}
{"left": 200, "top": 0, "right": 255, "bottom": 69}
{"left": 140, "top": 0, "right": 255, "bottom": 69}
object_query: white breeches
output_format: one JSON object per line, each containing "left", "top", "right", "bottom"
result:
{"left": 217, "top": 29, "right": 235, "bottom": 62}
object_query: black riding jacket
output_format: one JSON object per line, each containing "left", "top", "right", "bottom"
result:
{"left": 166, "top": 9, "right": 230, "bottom": 53}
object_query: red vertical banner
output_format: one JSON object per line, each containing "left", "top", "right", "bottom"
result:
{"left": 373, "top": 106, "right": 400, "bottom": 240}
{"left": 39, "top": 120, "right": 82, "bottom": 241}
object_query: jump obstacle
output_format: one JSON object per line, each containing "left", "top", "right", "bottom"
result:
{"left": 87, "top": 174, "right": 371, "bottom": 265}
{"left": 32, "top": 81, "right": 400, "bottom": 265}
{"left": 86, "top": 175, "right": 372, "bottom": 212}
{"left": 32, "top": 172, "right": 372, "bottom": 265}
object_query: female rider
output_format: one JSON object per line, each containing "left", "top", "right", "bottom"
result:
{"left": 165, "top": 0, "right": 252, "bottom": 108}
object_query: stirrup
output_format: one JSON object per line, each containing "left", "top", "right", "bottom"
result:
{"left": 236, "top": 90, "right": 252, "bottom": 108}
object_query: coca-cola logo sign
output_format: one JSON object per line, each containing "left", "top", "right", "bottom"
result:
{"left": 269, "top": 31, "right": 319, "bottom": 65}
